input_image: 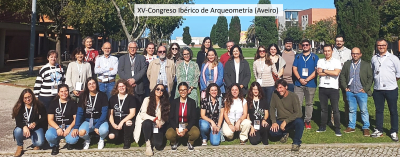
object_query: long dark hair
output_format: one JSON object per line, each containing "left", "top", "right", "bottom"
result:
{"left": 203, "top": 48, "right": 219, "bottom": 68}
{"left": 167, "top": 43, "right": 181, "bottom": 61}
{"left": 147, "top": 84, "right": 170, "bottom": 121}
{"left": 224, "top": 83, "right": 244, "bottom": 113}
{"left": 267, "top": 43, "right": 282, "bottom": 56}
{"left": 111, "top": 79, "right": 134, "bottom": 96}
{"left": 205, "top": 83, "right": 221, "bottom": 99}
{"left": 246, "top": 82, "right": 264, "bottom": 110}
{"left": 80, "top": 77, "right": 100, "bottom": 109}
{"left": 142, "top": 42, "right": 155, "bottom": 56}
{"left": 229, "top": 45, "right": 244, "bottom": 60}
{"left": 254, "top": 45, "right": 273, "bottom": 66}
{"left": 200, "top": 37, "right": 212, "bottom": 52}
{"left": 12, "top": 89, "right": 43, "bottom": 119}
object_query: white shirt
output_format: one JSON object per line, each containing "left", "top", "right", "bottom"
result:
{"left": 317, "top": 58, "right": 342, "bottom": 89}
{"left": 94, "top": 55, "right": 118, "bottom": 80}
{"left": 333, "top": 46, "right": 352, "bottom": 66}
{"left": 371, "top": 52, "right": 400, "bottom": 90}
{"left": 227, "top": 98, "right": 247, "bottom": 123}
{"left": 234, "top": 61, "right": 240, "bottom": 83}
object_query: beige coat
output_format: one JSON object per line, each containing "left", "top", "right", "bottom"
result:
{"left": 146, "top": 59, "right": 175, "bottom": 95}
{"left": 133, "top": 97, "right": 166, "bottom": 143}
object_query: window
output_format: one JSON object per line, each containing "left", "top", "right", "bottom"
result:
{"left": 285, "top": 11, "right": 299, "bottom": 21}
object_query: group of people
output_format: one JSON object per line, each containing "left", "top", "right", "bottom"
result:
{"left": 11, "top": 35, "right": 400, "bottom": 156}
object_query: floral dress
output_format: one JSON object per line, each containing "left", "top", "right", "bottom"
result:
{"left": 175, "top": 60, "right": 200, "bottom": 106}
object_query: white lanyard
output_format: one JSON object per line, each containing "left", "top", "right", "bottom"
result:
{"left": 184, "top": 62, "right": 190, "bottom": 81}
{"left": 377, "top": 55, "right": 387, "bottom": 67}
{"left": 24, "top": 106, "right": 33, "bottom": 122}
{"left": 259, "top": 60, "right": 265, "bottom": 79}
{"left": 58, "top": 99, "right": 68, "bottom": 124}
{"left": 130, "top": 56, "right": 136, "bottom": 65}
{"left": 302, "top": 55, "right": 311, "bottom": 67}
{"left": 209, "top": 96, "right": 217, "bottom": 114}
{"left": 181, "top": 98, "right": 187, "bottom": 123}
{"left": 351, "top": 60, "right": 360, "bottom": 78}
{"left": 118, "top": 94, "right": 128, "bottom": 116}
{"left": 89, "top": 93, "right": 98, "bottom": 117}
{"left": 76, "top": 62, "right": 83, "bottom": 81}
{"left": 253, "top": 100, "right": 259, "bottom": 111}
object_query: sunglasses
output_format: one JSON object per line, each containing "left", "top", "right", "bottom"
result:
{"left": 156, "top": 88, "right": 165, "bottom": 92}
{"left": 158, "top": 51, "right": 166, "bottom": 54}
{"left": 302, "top": 44, "right": 309, "bottom": 46}
{"left": 172, "top": 48, "right": 178, "bottom": 50}
{"left": 259, "top": 50, "right": 266, "bottom": 53}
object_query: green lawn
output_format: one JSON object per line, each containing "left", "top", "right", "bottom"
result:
{"left": 191, "top": 47, "right": 257, "bottom": 58}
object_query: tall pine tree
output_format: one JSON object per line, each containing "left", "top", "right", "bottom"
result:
{"left": 210, "top": 24, "right": 217, "bottom": 44}
{"left": 335, "top": 0, "right": 379, "bottom": 62}
{"left": 229, "top": 16, "right": 241, "bottom": 45}
{"left": 255, "top": 0, "right": 278, "bottom": 47}
{"left": 182, "top": 26, "right": 192, "bottom": 46}
{"left": 215, "top": 16, "right": 228, "bottom": 48}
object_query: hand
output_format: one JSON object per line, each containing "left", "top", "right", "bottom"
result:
{"left": 63, "top": 128, "right": 71, "bottom": 137}
{"left": 71, "top": 129, "right": 79, "bottom": 138}
{"left": 262, "top": 120, "right": 269, "bottom": 127}
{"left": 112, "top": 123, "right": 118, "bottom": 130}
{"left": 109, "top": 68, "right": 114, "bottom": 71}
{"left": 23, "top": 126, "right": 30, "bottom": 138}
{"left": 56, "top": 128, "right": 64, "bottom": 136}
{"left": 229, "top": 124, "right": 235, "bottom": 132}
{"left": 28, "top": 122, "right": 36, "bottom": 130}
{"left": 73, "top": 90, "right": 80, "bottom": 96}
{"left": 128, "top": 78, "right": 136, "bottom": 85}
{"left": 176, "top": 128, "right": 184, "bottom": 137}
{"left": 280, "top": 121, "right": 287, "bottom": 131}
{"left": 359, "top": 89, "right": 365, "bottom": 93}
{"left": 270, "top": 123, "right": 279, "bottom": 132}
{"left": 132, "top": 83, "right": 137, "bottom": 88}
{"left": 346, "top": 88, "right": 350, "bottom": 92}
{"left": 213, "top": 126, "right": 220, "bottom": 134}
{"left": 249, "top": 127, "right": 256, "bottom": 137}
{"left": 117, "top": 122, "right": 124, "bottom": 130}
{"left": 300, "top": 79, "right": 307, "bottom": 85}
{"left": 181, "top": 129, "right": 188, "bottom": 136}
{"left": 156, "top": 120, "right": 162, "bottom": 128}
{"left": 234, "top": 121, "right": 241, "bottom": 131}
{"left": 240, "top": 85, "right": 244, "bottom": 89}
{"left": 188, "top": 88, "right": 192, "bottom": 94}
{"left": 94, "top": 128, "right": 100, "bottom": 135}
{"left": 317, "top": 68, "right": 323, "bottom": 73}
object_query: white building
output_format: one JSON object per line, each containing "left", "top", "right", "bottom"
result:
{"left": 171, "top": 37, "right": 205, "bottom": 47}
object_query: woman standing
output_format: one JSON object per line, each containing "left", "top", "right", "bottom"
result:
{"left": 34, "top": 50, "right": 65, "bottom": 110}
{"left": 199, "top": 83, "right": 224, "bottom": 146}
{"left": 224, "top": 45, "right": 251, "bottom": 95}
{"left": 253, "top": 46, "right": 278, "bottom": 107}
{"left": 166, "top": 82, "right": 200, "bottom": 151}
{"left": 108, "top": 79, "right": 138, "bottom": 149}
{"left": 73, "top": 78, "right": 109, "bottom": 150}
{"left": 200, "top": 48, "right": 224, "bottom": 98}
{"left": 82, "top": 36, "right": 98, "bottom": 78}
{"left": 246, "top": 82, "right": 270, "bottom": 145}
{"left": 142, "top": 42, "right": 158, "bottom": 63}
{"left": 45, "top": 84, "right": 79, "bottom": 155}
{"left": 196, "top": 37, "right": 212, "bottom": 71}
{"left": 175, "top": 47, "right": 200, "bottom": 106}
{"left": 268, "top": 44, "right": 286, "bottom": 78}
{"left": 167, "top": 43, "right": 181, "bottom": 63}
{"left": 222, "top": 83, "right": 251, "bottom": 145}
{"left": 66, "top": 47, "right": 92, "bottom": 102}
{"left": 133, "top": 84, "right": 170, "bottom": 156}
{"left": 12, "top": 89, "right": 46, "bottom": 156}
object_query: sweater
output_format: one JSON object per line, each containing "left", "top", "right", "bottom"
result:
{"left": 269, "top": 91, "right": 302, "bottom": 124}
{"left": 33, "top": 63, "right": 65, "bottom": 97}
{"left": 65, "top": 61, "right": 92, "bottom": 92}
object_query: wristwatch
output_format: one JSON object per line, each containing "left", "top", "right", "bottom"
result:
{"left": 322, "top": 69, "right": 325, "bottom": 73}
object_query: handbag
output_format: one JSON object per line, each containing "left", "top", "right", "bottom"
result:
{"left": 271, "top": 66, "right": 278, "bottom": 82}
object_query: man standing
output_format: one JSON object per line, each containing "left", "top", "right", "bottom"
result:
{"left": 293, "top": 39, "right": 319, "bottom": 130}
{"left": 220, "top": 41, "right": 234, "bottom": 67}
{"left": 269, "top": 79, "right": 304, "bottom": 151}
{"left": 332, "top": 35, "right": 352, "bottom": 126}
{"left": 147, "top": 45, "right": 175, "bottom": 95}
{"left": 370, "top": 39, "right": 400, "bottom": 141}
{"left": 95, "top": 42, "right": 118, "bottom": 99}
{"left": 339, "top": 47, "right": 373, "bottom": 136}
{"left": 118, "top": 41, "right": 148, "bottom": 103}
{"left": 282, "top": 38, "right": 297, "bottom": 92}
{"left": 316, "top": 45, "right": 342, "bottom": 136}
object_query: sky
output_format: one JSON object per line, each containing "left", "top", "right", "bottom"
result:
{"left": 169, "top": 0, "right": 335, "bottom": 39}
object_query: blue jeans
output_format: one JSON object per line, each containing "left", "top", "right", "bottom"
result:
{"left": 199, "top": 119, "right": 221, "bottom": 146}
{"left": 79, "top": 119, "right": 109, "bottom": 140}
{"left": 99, "top": 82, "right": 115, "bottom": 99}
{"left": 45, "top": 125, "right": 79, "bottom": 147}
{"left": 14, "top": 127, "right": 44, "bottom": 147}
{"left": 373, "top": 89, "right": 398, "bottom": 133}
{"left": 269, "top": 118, "right": 304, "bottom": 145}
{"left": 262, "top": 86, "right": 275, "bottom": 107}
{"left": 287, "top": 84, "right": 294, "bottom": 92}
{"left": 347, "top": 92, "right": 370, "bottom": 129}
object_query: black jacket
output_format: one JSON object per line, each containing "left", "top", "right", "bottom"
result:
{"left": 169, "top": 97, "right": 198, "bottom": 131}
{"left": 196, "top": 51, "right": 207, "bottom": 71}
{"left": 223, "top": 59, "right": 251, "bottom": 95}
{"left": 15, "top": 104, "right": 47, "bottom": 129}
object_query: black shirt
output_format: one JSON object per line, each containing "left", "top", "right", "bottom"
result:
{"left": 248, "top": 97, "right": 269, "bottom": 121}
{"left": 275, "top": 58, "right": 279, "bottom": 73}
{"left": 108, "top": 94, "right": 138, "bottom": 121}
{"left": 48, "top": 99, "right": 77, "bottom": 125}
{"left": 80, "top": 92, "right": 108, "bottom": 119}
{"left": 201, "top": 97, "right": 224, "bottom": 125}
{"left": 15, "top": 104, "right": 47, "bottom": 129}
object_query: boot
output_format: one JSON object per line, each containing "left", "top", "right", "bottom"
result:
{"left": 145, "top": 140, "right": 153, "bottom": 156}
{"left": 123, "top": 139, "right": 131, "bottom": 149}
{"left": 33, "top": 146, "right": 40, "bottom": 150}
{"left": 14, "top": 146, "right": 23, "bottom": 157}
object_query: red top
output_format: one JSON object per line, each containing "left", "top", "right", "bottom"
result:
{"left": 220, "top": 52, "right": 230, "bottom": 67}
{"left": 85, "top": 49, "right": 99, "bottom": 69}
{"left": 178, "top": 102, "right": 188, "bottom": 123}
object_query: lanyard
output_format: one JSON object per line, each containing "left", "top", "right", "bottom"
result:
{"left": 351, "top": 60, "right": 360, "bottom": 78}
{"left": 76, "top": 62, "right": 83, "bottom": 81}
{"left": 118, "top": 94, "right": 128, "bottom": 117}
{"left": 302, "top": 54, "right": 311, "bottom": 68}
{"left": 253, "top": 100, "right": 259, "bottom": 111}
{"left": 58, "top": 99, "right": 68, "bottom": 123}
{"left": 24, "top": 106, "right": 33, "bottom": 122}
{"left": 208, "top": 66, "right": 212, "bottom": 80}
{"left": 209, "top": 96, "right": 218, "bottom": 114}
{"left": 89, "top": 93, "right": 98, "bottom": 117}
{"left": 259, "top": 60, "right": 265, "bottom": 79}
{"left": 181, "top": 98, "right": 187, "bottom": 123}
{"left": 377, "top": 55, "right": 387, "bottom": 67}
{"left": 184, "top": 62, "right": 190, "bottom": 81}
{"left": 130, "top": 56, "right": 136, "bottom": 66}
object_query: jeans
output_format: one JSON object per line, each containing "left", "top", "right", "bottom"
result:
{"left": 248, "top": 122, "right": 270, "bottom": 145}
{"left": 99, "top": 81, "right": 115, "bottom": 99}
{"left": 287, "top": 84, "right": 295, "bottom": 92}
{"left": 45, "top": 125, "right": 79, "bottom": 147}
{"left": 269, "top": 118, "right": 304, "bottom": 145}
{"left": 319, "top": 87, "right": 340, "bottom": 129}
{"left": 14, "top": 127, "right": 44, "bottom": 147}
{"left": 347, "top": 92, "right": 370, "bottom": 129}
{"left": 78, "top": 119, "right": 109, "bottom": 140}
{"left": 199, "top": 119, "right": 221, "bottom": 146}
{"left": 294, "top": 86, "right": 316, "bottom": 122}
{"left": 142, "top": 120, "right": 165, "bottom": 150}
{"left": 373, "top": 89, "right": 398, "bottom": 133}
{"left": 262, "top": 86, "right": 275, "bottom": 107}
{"left": 38, "top": 96, "right": 55, "bottom": 111}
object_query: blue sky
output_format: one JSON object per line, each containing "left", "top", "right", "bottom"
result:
{"left": 170, "top": 0, "right": 335, "bottom": 39}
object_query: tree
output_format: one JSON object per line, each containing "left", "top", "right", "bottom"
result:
{"left": 279, "top": 22, "right": 303, "bottom": 47}
{"left": 379, "top": 0, "right": 400, "bottom": 42}
{"left": 255, "top": 0, "right": 278, "bottom": 47}
{"left": 229, "top": 16, "right": 241, "bottom": 44}
{"left": 246, "top": 19, "right": 256, "bottom": 45}
{"left": 148, "top": 16, "right": 184, "bottom": 46}
{"left": 335, "top": 0, "right": 380, "bottom": 61}
{"left": 182, "top": 26, "right": 192, "bottom": 46}
{"left": 303, "top": 17, "right": 337, "bottom": 45}
{"left": 210, "top": 24, "right": 217, "bottom": 42}
{"left": 215, "top": 16, "right": 228, "bottom": 48}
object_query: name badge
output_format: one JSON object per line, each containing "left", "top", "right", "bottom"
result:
{"left": 256, "top": 79, "right": 263, "bottom": 85}
{"left": 52, "top": 85, "right": 58, "bottom": 95}
{"left": 153, "top": 124, "right": 159, "bottom": 133}
{"left": 131, "top": 71, "right": 135, "bottom": 77}
{"left": 324, "top": 76, "right": 330, "bottom": 84}
{"left": 348, "top": 78, "right": 353, "bottom": 86}
{"left": 75, "top": 82, "right": 83, "bottom": 91}
{"left": 302, "top": 68, "right": 308, "bottom": 77}
{"left": 61, "top": 123, "right": 66, "bottom": 131}
{"left": 254, "top": 120, "right": 260, "bottom": 130}
{"left": 27, "top": 123, "right": 31, "bottom": 127}
{"left": 89, "top": 118, "right": 94, "bottom": 129}
{"left": 179, "top": 123, "right": 186, "bottom": 132}
{"left": 102, "top": 75, "right": 109, "bottom": 82}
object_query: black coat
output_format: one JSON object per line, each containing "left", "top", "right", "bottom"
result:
{"left": 223, "top": 59, "right": 251, "bottom": 95}
{"left": 196, "top": 51, "right": 207, "bottom": 71}
{"left": 169, "top": 97, "right": 198, "bottom": 131}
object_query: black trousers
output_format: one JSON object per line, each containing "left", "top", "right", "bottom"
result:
{"left": 142, "top": 119, "right": 165, "bottom": 150}
{"left": 319, "top": 87, "right": 340, "bottom": 129}
{"left": 248, "top": 124, "right": 270, "bottom": 145}
{"left": 109, "top": 120, "right": 134, "bottom": 143}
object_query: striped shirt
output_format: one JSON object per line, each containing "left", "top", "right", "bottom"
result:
{"left": 33, "top": 63, "right": 65, "bottom": 97}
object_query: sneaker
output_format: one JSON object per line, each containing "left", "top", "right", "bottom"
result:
{"left": 202, "top": 139, "right": 207, "bottom": 146}
{"left": 240, "top": 140, "right": 246, "bottom": 145}
{"left": 187, "top": 142, "right": 194, "bottom": 151}
{"left": 51, "top": 146, "right": 59, "bottom": 155}
{"left": 363, "top": 129, "right": 370, "bottom": 137}
{"left": 316, "top": 127, "right": 326, "bottom": 133}
{"left": 291, "top": 144, "right": 300, "bottom": 151}
{"left": 335, "top": 129, "right": 342, "bottom": 137}
{"left": 371, "top": 129, "right": 383, "bottom": 138}
{"left": 305, "top": 122, "right": 311, "bottom": 129}
{"left": 171, "top": 142, "right": 178, "bottom": 150}
{"left": 344, "top": 127, "right": 355, "bottom": 133}
{"left": 98, "top": 139, "right": 104, "bottom": 149}
{"left": 66, "top": 143, "right": 73, "bottom": 150}
{"left": 280, "top": 133, "right": 289, "bottom": 143}
{"left": 83, "top": 139, "right": 90, "bottom": 150}
{"left": 391, "top": 132, "right": 399, "bottom": 142}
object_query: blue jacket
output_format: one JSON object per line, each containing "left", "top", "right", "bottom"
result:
{"left": 200, "top": 62, "right": 225, "bottom": 93}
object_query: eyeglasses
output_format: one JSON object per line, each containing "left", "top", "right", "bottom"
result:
{"left": 259, "top": 50, "right": 266, "bottom": 53}
{"left": 351, "top": 53, "right": 361, "bottom": 55}
{"left": 156, "top": 88, "right": 165, "bottom": 92}
{"left": 302, "top": 44, "right": 309, "bottom": 46}
{"left": 24, "top": 97, "right": 32, "bottom": 100}
{"left": 183, "top": 53, "right": 190, "bottom": 56}
{"left": 128, "top": 47, "right": 137, "bottom": 50}
{"left": 377, "top": 45, "right": 387, "bottom": 47}
{"left": 172, "top": 48, "right": 178, "bottom": 50}
{"left": 179, "top": 89, "right": 188, "bottom": 92}
{"left": 158, "top": 51, "right": 166, "bottom": 54}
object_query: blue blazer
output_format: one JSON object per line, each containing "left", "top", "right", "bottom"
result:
{"left": 200, "top": 62, "right": 225, "bottom": 93}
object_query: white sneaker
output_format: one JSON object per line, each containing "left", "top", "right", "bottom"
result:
{"left": 83, "top": 139, "right": 90, "bottom": 150}
{"left": 391, "top": 132, "right": 398, "bottom": 142}
{"left": 98, "top": 139, "right": 105, "bottom": 149}
{"left": 202, "top": 139, "right": 207, "bottom": 146}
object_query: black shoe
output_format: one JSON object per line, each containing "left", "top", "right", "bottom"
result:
{"left": 123, "top": 141, "right": 131, "bottom": 149}
{"left": 171, "top": 142, "right": 178, "bottom": 150}
{"left": 187, "top": 142, "right": 194, "bottom": 151}
{"left": 51, "top": 146, "right": 59, "bottom": 155}
{"left": 66, "top": 143, "right": 73, "bottom": 150}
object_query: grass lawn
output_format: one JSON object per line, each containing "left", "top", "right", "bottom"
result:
{"left": 191, "top": 47, "right": 258, "bottom": 58}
